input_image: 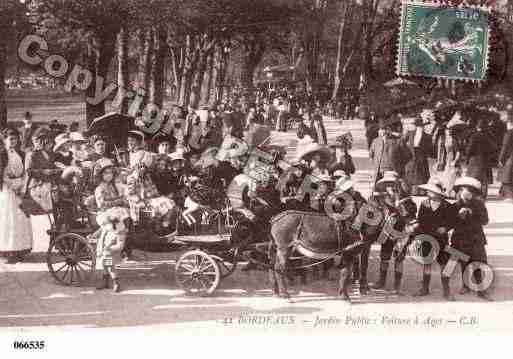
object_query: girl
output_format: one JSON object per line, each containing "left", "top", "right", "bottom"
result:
{"left": 449, "top": 176, "right": 492, "bottom": 301}
{"left": 92, "top": 158, "right": 130, "bottom": 291}
{"left": 415, "top": 177, "right": 454, "bottom": 300}
{"left": 0, "top": 128, "right": 33, "bottom": 264}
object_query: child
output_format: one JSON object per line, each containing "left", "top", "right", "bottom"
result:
{"left": 449, "top": 176, "right": 492, "bottom": 301}
{"left": 91, "top": 158, "right": 130, "bottom": 291}
{"left": 94, "top": 209, "right": 130, "bottom": 292}
{"left": 414, "top": 177, "right": 454, "bottom": 300}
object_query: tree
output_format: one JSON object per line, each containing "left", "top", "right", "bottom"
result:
{"left": 36, "top": 0, "right": 132, "bottom": 124}
{"left": 0, "top": 0, "right": 30, "bottom": 127}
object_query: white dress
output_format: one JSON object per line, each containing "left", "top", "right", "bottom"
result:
{"left": 0, "top": 150, "right": 33, "bottom": 257}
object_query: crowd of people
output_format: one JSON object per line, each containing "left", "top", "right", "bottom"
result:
{"left": 0, "top": 97, "right": 510, "bottom": 300}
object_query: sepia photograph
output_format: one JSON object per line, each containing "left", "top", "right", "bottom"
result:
{"left": 0, "top": 0, "right": 512, "bottom": 355}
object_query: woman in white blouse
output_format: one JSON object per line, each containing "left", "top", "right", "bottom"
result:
{"left": 0, "top": 128, "right": 33, "bottom": 264}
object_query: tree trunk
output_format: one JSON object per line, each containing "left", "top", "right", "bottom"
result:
{"left": 0, "top": 36, "right": 7, "bottom": 128}
{"left": 116, "top": 26, "right": 130, "bottom": 114}
{"left": 149, "top": 26, "right": 167, "bottom": 107}
{"left": 179, "top": 35, "right": 195, "bottom": 108}
{"left": 189, "top": 54, "right": 207, "bottom": 108}
{"left": 85, "top": 32, "right": 117, "bottom": 125}
{"left": 239, "top": 35, "right": 265, "bottom": 105}
{"left": 138, "top": 28, "right": 154, "bottom": 103}
{"left": 201, "top": 51, "right": 214, "bottom": 105}
{"left": 331, "top": 1, "right": 351, "bottom": 101}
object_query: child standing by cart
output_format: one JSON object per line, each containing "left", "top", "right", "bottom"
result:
{"left": 91, "top": 158, "right": 130, "bottom": 292}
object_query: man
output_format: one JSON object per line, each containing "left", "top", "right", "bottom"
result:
{"left": 369, "top": 119, "right": 411, "bottom": 182}
{"left": 403, "top": 116, "right": 433, "bottom": 195}
{"left": 20, "top": 111, "right": 37, "bottom": 151}
{"left": 310, "top": 108, "right": 328, "bottom": 145}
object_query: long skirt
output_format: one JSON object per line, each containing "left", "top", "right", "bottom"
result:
{"left": 0, "top": 187, "right": 33, "bottom": 258}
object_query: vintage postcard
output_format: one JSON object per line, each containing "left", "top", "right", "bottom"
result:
{"left": 0, "top": 0, "right": 512, "bottom": 356}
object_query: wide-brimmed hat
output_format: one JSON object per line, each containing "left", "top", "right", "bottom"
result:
{"left": 335, "top": 177, "right": 354, "bottom": 192}
{"left": 31, "top": 127, "right": 50, "bottom": 140}
{"left": 127, "top": 130, "right": 145, "bottom": 142}
{"left": 330, "top": 132, "right": 353, "bottom": 149}
{"left": 313, "top": 173, "right": 334, "bottom": 183}
{"left": 418, "top": 177, "right": 446, "bottom": 197}
{"left": 294, "top": 142, "right": 333, "bottom": 164}
{"left": 375, "top": 171, "right": 399, "bottom": 191}
{"left": 53, "top": 133, "right": 72, "bottom": 152}
{"left": 332, "top": 170, "right": 348, "bottom": 179}
{"left": 93, "top": 158, "right": 116, "bottom": 180}
{"left": 2, "top": 127, "right": 20, "bottom": 139}
{"left": 453, "top": 176, "right": 481, "bottom": 192}
{"left": 169, "top": 150, "right": 186, "bottom": 162}
{"left": 69, "top": 131, "right": 87, "bottom": 143}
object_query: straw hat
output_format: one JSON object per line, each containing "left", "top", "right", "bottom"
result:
{"left": 31, "top": 127, "right": 50, "bottom": 140}
{"left": 332, "top": 170, "right": 348, "bottom": 179}
{"left": 453, "top": 176, "right": 481, "bottom": 193}
{"left": 418, "top": 177, "right": 446, "bottom": 197}
{"left": 294, "top": 141, "right": 333, "bottom": 164}
{"left": 93, "top": 158, "right": 116, "bottom": 180}
{"left": 127, "top": 130, "right": 145, "bottom": 142}
{"left": 313, "top": 173, "right": 334, "bottom": 184}
{"left": 69, "top": 132, "right": 87, "bottom": 143}
{"left": 375, "top": 171, "right": 399, "bottom": 191}
{"left": 169, "top": 150, "right": 185, "bottom": 162}
{"left": 53, "top": 133, "right": 72, "bottom": 152}
{"left": 335, "top": 177, "right": 354, "bottom": 192}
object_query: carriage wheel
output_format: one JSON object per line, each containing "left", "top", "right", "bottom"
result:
{"left": 47, "top": 233, "right": 96, "bottom": 286}
{"left": 175, "top": 250, "right": 221, "bottom": 296}
{"left": 211, "top": 248, "right": 239, "bottom": 279}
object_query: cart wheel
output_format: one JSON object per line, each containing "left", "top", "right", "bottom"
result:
{"left": 175, "top": 250, "right": 220, "bottom": 296}
{"left": 211, "top": 248, "right": 238, "bottom": 279}
{"left": 47, "top": 233, "right": 96, "bottom": 286}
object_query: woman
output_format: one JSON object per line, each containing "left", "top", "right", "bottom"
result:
{"left": 465, "top": 119, "right": 496, "bottom": 199}
{"left": 443, "top": 118, "right": 466, "bottom": 197}
{"left": 449, "top": 177, "right": 492, "bottom": 301}
{"left": 0, "top": 128, "right": 33, "bottom": 264}
{"left": 498, "top": 115, "right": 513, "bottom": 201}
{"left": 403, "top": 117, "right": 432, "bottom": 195}
{"left": 25, "top": 127, "right": 62, "bottom": 216}
{"left": 414, "top": 177, "right": 454, "bottom": 301}
{"left": 329, "top": 134, "right": 355, "bottom": 178}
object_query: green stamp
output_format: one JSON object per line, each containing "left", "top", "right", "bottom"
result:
{"left": 397, "top": 1, "right": 491, "bottom": 81}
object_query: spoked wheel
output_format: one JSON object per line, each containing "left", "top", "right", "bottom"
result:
{"left": 175, "top": 250, "right": 220, "bottom": 296}
{"left": 47, "top": 233, "right": 96, "bottom": 286}
{"left": 211, "top": 248, "right": 239, "bottom": 279}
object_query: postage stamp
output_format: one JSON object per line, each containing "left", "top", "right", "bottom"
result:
{"left": 396, "top": 0, "right": 491, "bottom": 81}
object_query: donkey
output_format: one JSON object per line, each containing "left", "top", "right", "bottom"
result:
{"left": 268, "top": 196, "right": 412, "bottom": 300}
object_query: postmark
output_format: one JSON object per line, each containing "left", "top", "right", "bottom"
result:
{"left": 396, "top": 0, "right": 492, "bottom": 81}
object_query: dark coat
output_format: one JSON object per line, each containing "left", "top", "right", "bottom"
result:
{"left": 369, "top": 135, "right": 411, "bottom": 178}
{"left": 329, "top": 154, "right": 356, "bottom": 176}
{"left": 498, "top": 129, "right": 513, "bottom": 185}
{"left": 448, "top": 198, "right": 488, "bottom": 262}
{"left": 403, "top": 131, "right": 433, "bottom": 186}
{"left": 465, "top": 130, "right": 496, "bottom": 184}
